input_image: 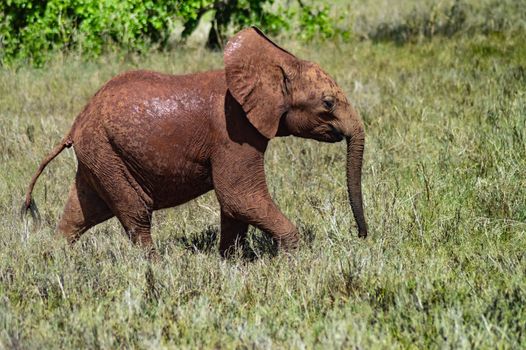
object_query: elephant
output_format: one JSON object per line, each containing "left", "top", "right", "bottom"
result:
{"left": 22, "top": 27, "right": 368, "bottom": 258}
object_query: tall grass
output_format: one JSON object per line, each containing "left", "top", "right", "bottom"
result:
{"left": 1, "top": 6, "right": 525, "bottom": 349}
{"left": 333, "top": 0, "right": 526, "bottom": 42}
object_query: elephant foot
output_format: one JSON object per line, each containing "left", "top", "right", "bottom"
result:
{"left": 276, "top": 231, "right": 300, "bottom": 252}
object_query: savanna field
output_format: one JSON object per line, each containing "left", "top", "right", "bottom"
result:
{"left": 1, "top": 1, "right": 526, "bottom": 348}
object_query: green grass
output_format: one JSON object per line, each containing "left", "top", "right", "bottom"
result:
{"left": 1, "top": 25, "right": 526, "bottom": 350}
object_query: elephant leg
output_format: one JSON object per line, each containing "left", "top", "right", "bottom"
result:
{"left": 85, "top": 156, "right": 156, "bottom": 257}
{"left": 238, "top": 198, "right": 299, "bottom": 251}
{"left": 212, "top": 150, "right": 299, "bottom": 251}
{"left": 219, "top": 211, "right": 249, "bottom": 258}
{"left": 57, "top": 169, "right": 114, "bottom": 243}
{"left": 103, "top": 183, "right": 154, "bottom": 253}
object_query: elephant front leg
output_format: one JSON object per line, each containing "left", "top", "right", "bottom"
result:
{"left": 212, "top": 152, "right": 299, "bottom": 253}
{"left": 219, "top": 211, "right": 248, "bottom": 258}
{"left": 218, "top": 195, "right": 300, "bottom": 253}
{"left": 243, "top": 200, "right": 300, "bottom": 251}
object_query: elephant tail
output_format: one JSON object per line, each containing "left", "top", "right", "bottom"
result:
{"left": 21, "top": 136, "right": 74, "bottom": 225}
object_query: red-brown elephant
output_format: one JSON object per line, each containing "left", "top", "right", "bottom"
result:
{"left": 23, "top": 27, "right": 368, "bottom": 258}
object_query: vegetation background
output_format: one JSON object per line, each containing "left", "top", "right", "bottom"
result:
{"left": 1, "top": 0, "right": 525, "bottom": 348}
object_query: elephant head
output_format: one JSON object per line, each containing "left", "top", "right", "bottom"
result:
{"left": 224, "top": 27, "right": 368, "bottom": 238}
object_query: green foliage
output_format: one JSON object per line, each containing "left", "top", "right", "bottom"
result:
{"left": 2, "top": 0, "right": 526, "bottom": 66}
{"left": 0, "top": 0, "right": 194, "bottom": 64}
{"left": 202, "top": 0, "right": 341, "bottom": 49}
{"left": 297, "top": 3, "right": 337, "bottom": 41}
{"left": 0, "top": 0, "right": 182, "bottom": 65}
{"left": 0, "top": 0, "right": 338, "bottom": 65}
{"left": 204, "top": 0, "right": 292, "bottom": 49}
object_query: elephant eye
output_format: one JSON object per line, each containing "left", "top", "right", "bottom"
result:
{"left": 322, "top": 96, "right": 335, "bottom": 111}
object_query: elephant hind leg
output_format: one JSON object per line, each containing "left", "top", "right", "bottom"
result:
{"left": 85, "top": 156, "right": 156, "bottom": 257}
{"left": 57, "top": 169, "right": 114, "bottom": 243}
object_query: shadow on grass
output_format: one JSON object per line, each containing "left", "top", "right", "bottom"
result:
{"left": 173, "top": 226, "right": 218, "bottom": 254}
{"left": 171, "top": 224, "right": 317, "bottom": 261}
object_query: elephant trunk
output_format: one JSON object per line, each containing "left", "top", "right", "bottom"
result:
{"left": 346, "top": 132, "right": 367, "bottom": 238}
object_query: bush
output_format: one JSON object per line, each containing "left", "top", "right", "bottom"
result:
{"left": 0, "top": 0, "right": 339, "bottom": 66}
{"left": 1, "top": 0, "right": 201, "bottom": 65}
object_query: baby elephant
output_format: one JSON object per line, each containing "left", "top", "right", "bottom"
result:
{"left": 23, "top": 27, "right": 367, "bottom": 257}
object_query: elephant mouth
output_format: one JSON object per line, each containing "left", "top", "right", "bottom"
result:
{"left": 295, "top": 125, "right": 344, "bottom": 143}
{"left": 328, "top": 125, "right": 344, "bottom": 142}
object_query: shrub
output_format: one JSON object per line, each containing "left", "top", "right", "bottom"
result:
{"left": 0, "top": 0, "right": 338, "bottom": 66}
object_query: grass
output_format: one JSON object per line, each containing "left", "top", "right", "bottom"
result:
{"left": 1, "top": 14, "right": 526, "bottom": 350}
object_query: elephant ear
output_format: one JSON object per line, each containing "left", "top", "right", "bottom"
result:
{"left": 224, "top": 27, "right": 298, "bottom": 139}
